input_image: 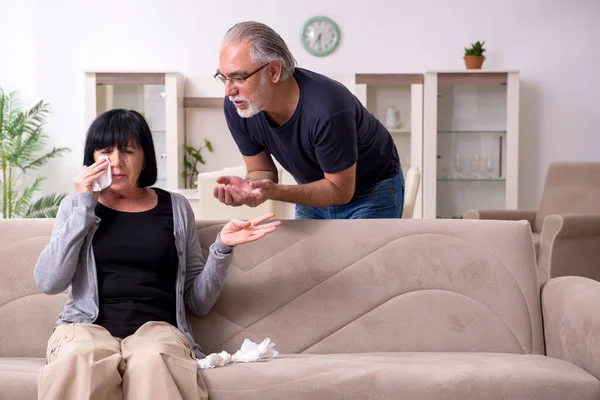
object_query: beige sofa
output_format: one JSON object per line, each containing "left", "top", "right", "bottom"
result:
{"left": 1, "top": 218, "right": 599, "bottom": 399}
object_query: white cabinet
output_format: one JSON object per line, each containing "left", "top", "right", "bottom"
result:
{"left": 354, "top": 74, "right": 424, "bottom": 218}
{"left": 423, "top": 70, "right": 520, "bottom": 219}
{"left": 84, "top": 72, "right": 185, "bottom": 190}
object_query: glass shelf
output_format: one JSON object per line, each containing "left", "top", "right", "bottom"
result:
{"left": 437, "top": 130, "right": 506, "bottom": 134}
{"left": 437, "top": 178, "right": 506, "bottom": 182}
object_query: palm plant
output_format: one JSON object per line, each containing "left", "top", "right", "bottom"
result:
{"left": 0, "top": 88, "right": 70, "bottom": 218}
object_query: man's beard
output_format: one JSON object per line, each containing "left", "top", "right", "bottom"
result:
{"left": 231, "top": 98, "right": 261, "bottom": 118}
{"left": 229, "top": 75, "right": 269, "bottom": 118}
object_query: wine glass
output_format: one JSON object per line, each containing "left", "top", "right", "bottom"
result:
{"left": 471, "top": 155, "right": 482, "bottom": 179}
{"left": 454, "top": 155, "right": 464, "bottom": 179}
{"left": 485, "top": 158, "right": 495, "bottom": 179}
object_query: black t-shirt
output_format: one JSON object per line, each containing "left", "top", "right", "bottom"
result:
{"left": 224, "top": 67, "right": 400, "bottom": 196}
{"left": 93, "top": 188, "right": 178, "bottom": 339}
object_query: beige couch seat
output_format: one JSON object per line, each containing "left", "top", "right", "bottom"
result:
{"left": 202, "top": 353, "right": 597, "bottom": 399}
{"left": 0, "top": 358, "right": 43, "bottom": 400}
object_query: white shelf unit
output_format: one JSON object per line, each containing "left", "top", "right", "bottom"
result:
{"left": 84, "top": 71, "right": 185, "bottom": 190}
{"left": 354, "top": 74, "right": 424, "bottom": 219}
{"left": 423, "top": 70, "right": 520, "bottom": 219}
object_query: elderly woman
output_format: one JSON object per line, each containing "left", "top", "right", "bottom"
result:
{"left": 34, "top": 108, "right": 280, "bottom": 400}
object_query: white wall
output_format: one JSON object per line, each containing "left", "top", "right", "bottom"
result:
{"left": 1, "top": 0, "right": 599, "bottom": 209}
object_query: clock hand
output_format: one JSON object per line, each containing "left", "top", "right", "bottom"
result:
{"left": 314, "top": 33, "right": 322, "bottom": 50}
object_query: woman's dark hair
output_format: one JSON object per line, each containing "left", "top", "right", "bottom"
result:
{"left": 83, "top": 108, "right": 157, "bottom": 187}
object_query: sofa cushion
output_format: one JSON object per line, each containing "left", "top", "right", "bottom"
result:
{"left": 192, "top": 219, "right": 545, "bottom": 356}
{"left": 4, "top": 353, "right": 599, "bottom": 400}
{"left": 201, "top": 353, "right": 600, "bottom": 400}
{"left": 0, "top": 219, "right": 61, "bottom": 358}
{"left": 0, "top": 357, "right": 44, "bottom": 400}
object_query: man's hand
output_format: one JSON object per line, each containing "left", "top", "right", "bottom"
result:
{"left": 219, "top": 213, "right": 281, "bottom": 247}
{"left": 213, "top": 175, "right": 271, "bottom": 208}
{"left": 249, "top": 179, "right": 278, "bottom": 201}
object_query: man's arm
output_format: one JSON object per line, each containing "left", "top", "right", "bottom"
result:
{"left": 252, "top": 163, "right": 356, "bottom": 207}
{"left": 244, "top": 150, "right": 279, "bottom": 183}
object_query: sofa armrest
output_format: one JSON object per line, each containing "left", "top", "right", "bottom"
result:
{"left": 463, "top": 209, "right": 537, "bottom": 225}
{"left": 542, "top": 276, "right": 600, "bottom": 380}
{"left": 538, "top": 214, "right": 600, "bottom": 282}
{"left": 542, "top": 214, "right": 600, "bottom": 237}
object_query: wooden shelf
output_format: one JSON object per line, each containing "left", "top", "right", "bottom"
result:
{"left": 356, "top": 74, "right": 423, "bottom": 85}
{"left": 436, "top": 72, "right": 508, "bottom": 85}
{"left": 95, "top": 73, "right": 165, "bottom": 85}
{"left": 389, "top": 128, "right": 411, "bottom": 134}
{"left": 183, "top": 97, "right": 223, "bottom": 109}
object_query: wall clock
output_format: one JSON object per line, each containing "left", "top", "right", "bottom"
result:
{"left": 300, "top": 16, "right": 340, "bottom": 57}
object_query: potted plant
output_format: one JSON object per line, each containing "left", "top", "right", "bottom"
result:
{"left": 463, "top": 41, "right": 486, "bottom": 70}
{"left": 182, "top": 139, "right": 214, "bottom": 188}
{"left": 0, "top": 88, "right": 70, "bottom": 218}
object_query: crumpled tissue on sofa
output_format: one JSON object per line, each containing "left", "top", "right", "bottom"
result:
{"left": 197, "top": 338, "right": 279, "bottom": 369}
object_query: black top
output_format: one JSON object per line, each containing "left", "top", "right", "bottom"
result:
{"left": 93, "top": 188, "right": 179, "bottom": 338}
{"left": 224, "top": 67, "right": 400, "bottom": 196}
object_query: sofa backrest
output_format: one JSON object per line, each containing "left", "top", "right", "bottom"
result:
{"left": 0, "top": 219, "right": 65, "bottom": 358}
{"left": 0, "top": 218, "right": 544, "bottom": 358}
{"left": 190, "top": 218, "right": 544, "bottom": 356}
{"left": 533, "top": 161, "right": 600, "bottom": 232}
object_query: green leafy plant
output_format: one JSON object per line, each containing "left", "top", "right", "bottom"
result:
{"left": 182, "top": 139, "right": 214, "bottom": 188}
{"left": 464, "top": 41, "right": 486, "bottom": 56}
{"left": 25, "top": 193, "right": 69, "bottom": 218}
{"left": 0, "top": 88, "right": 70, "bottom": 218}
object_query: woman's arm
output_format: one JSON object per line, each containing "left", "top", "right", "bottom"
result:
{"left": 182, "top": 200, "right": 233, "bottom": 316}
{"left": 34, "top": 193, "right": 98, "bottom": 294}
{"left": 181, "top": 196, "right": 281, "bottom": 316}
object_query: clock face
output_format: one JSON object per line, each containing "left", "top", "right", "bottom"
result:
{"left": 301, "top": 17, "right": 340, "bottom": 57}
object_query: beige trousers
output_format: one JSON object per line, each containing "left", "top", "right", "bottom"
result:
{"left": 38, "top": 321, "right": 208, "bottom": 400}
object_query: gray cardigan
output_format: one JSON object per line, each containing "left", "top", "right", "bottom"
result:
{"left": 34, "top": 191, "right": 233, "bottom": 358}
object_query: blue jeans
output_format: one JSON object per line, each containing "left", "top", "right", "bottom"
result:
{"left": 294, "top": 171, "right": 405, "bottom": 219}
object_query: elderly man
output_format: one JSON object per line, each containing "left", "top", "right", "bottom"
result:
{"left": 213, "top": 21, "right": 404, "bottom": 219}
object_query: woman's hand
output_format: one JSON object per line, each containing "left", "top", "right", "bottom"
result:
{"left": 219, "top": 213, "right": 281, "bottom": 247}
{"left": 74, "top": 158, "right": 108, "bottom": 194}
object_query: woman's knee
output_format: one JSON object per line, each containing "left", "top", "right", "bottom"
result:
{"left": 56, "top": 340, "right": 120, "bottom": 362}
{"left": 128, "top": 340, "right": 192, "bottom": 363}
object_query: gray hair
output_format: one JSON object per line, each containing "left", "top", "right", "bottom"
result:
{"left": 223, "top": 21, "right": 297, "bottom": 80}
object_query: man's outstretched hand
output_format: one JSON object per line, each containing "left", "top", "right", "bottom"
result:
{"left": 214, "top": 175, "right": 273, "bottom": 207}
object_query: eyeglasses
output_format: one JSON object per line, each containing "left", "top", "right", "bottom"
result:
{"left": 214, "top": 63, "right": 269, "bottom": 86}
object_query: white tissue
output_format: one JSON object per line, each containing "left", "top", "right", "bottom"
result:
{"left": 232, "top": 338, "right": 279, "bottom": 362}
{"left": 92, "top": 156, "right": 112, "bottom": 192}
{"left": 197, "top": 351, "right": 231, "bottom": 369}
{"left": 197, "top": 338, "right": 279, "bottom": 369}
